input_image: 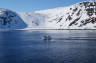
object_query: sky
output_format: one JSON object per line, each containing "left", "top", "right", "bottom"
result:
{"left": 0, "top": 0, "right": 89, "bottom": 12}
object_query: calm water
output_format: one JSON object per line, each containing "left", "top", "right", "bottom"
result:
{"left": 0, "top": 30, "right": 96, "bottom": 63}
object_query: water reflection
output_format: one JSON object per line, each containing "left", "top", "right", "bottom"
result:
{"left": 0, "top": 31, "right": 28, "bottom": 63}
{"left": 0, "top": 30, "right": 96, "bottom": 63}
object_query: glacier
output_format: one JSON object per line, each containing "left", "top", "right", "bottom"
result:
{"left": 1, "top": 1, "right": 96, "bottom": 30}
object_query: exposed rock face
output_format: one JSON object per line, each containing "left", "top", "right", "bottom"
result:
{"left": 20, "top": 2, "right": 96, "bottom": 29}
{"left": 67, "top": 2, "right": 96, "bottom": 27}
{"left": 0, "top": 8, "right": 27, "bottom": 30}
{"left": 1, "top": 2, "right": 96, "bottom": 30}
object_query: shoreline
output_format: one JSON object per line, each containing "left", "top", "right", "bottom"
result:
{"left": 1, "top": 28, "right": 96, "bottom": 32}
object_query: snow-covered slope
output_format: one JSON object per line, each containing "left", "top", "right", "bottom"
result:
{"left": 20, "top": 1, "right": 96, "bottom": 29}
{"left": 1, "top": 1, "right": 96, "bottom": 30}
{"left": 0, "top": 8, "right": 27, "bottom": 30}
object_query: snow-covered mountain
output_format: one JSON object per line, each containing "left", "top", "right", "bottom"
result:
{"left": 20, "top": 1, "right": 96, "bottom": 29}
{"left": 1, "top": 1, "right": 96, "bottom": 30}
{"left": 0, "top": 8, "right": 27, "bottom": 30}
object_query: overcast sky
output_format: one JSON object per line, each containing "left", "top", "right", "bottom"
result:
{"left": 0, "top": 0, "right": 88, "bottom": 12}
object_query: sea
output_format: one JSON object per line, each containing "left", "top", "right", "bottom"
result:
{"left": 0, "top": 30, "right": 96, "bottom": 63}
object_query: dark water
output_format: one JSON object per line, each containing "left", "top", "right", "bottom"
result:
{"left": 0, "top": 30, "right": 96, "bottom": 63}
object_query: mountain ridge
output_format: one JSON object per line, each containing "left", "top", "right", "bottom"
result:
{"left": 19, "top": 1, "right": 96, "bottom": 29}
{"left": 1, "top": 1, "right": 96, "bottom": 30}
